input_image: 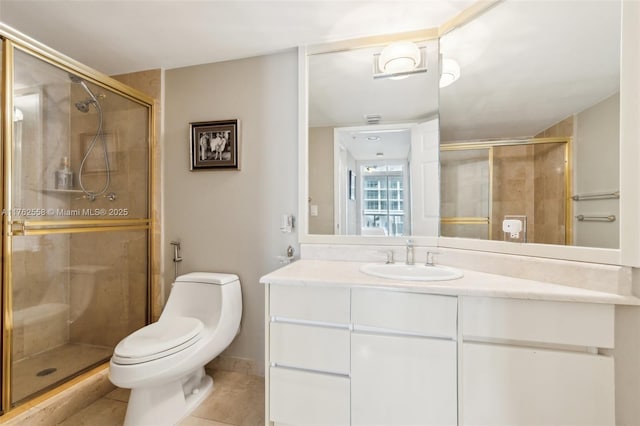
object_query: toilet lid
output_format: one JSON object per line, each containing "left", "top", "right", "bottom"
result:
{"left": 114, "top": 317, "right": 204, "bottom": 361}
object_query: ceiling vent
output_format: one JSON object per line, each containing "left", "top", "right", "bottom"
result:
{"left": 364, "top": 114, "right": 381, "bottom": 125}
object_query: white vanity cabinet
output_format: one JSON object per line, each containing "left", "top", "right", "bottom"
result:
{"left": 460, "top": 296, "right": 615, "bottom": 426}
{"left": 350, "top": 289, "right": 458, "bottom": 426}
{"left": 268, "top": 284, "right": 351, "bottom": 426}
{"left": 264, "top": 276, "right": 618, "bottom": 426}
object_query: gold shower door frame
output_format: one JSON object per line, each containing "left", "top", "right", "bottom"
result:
{"left": 440, "top": 136, "right": 572, "bottom": 244}
{"left": 0, "top": 27, "right": 156, "bottom": 414}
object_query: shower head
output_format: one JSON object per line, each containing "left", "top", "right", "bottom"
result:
{"left": 69, "top": 74, "right": 99, "bottom": 104}
{"left": 75, "top": 99, "right": 94, "bottom": 113}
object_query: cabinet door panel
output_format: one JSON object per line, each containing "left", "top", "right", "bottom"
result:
{"left": 352, "top": 332, "right": 457, "bottom": 426}
{"left": 270, "top": 367, "right": 350, "bottom": 426}
{"left": 462, "top": 342, "right": 614, "bottom": 426}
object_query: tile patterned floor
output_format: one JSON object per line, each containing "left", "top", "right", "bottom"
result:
{"left": 57, "top": 370, "right": 265, "bottom": 426}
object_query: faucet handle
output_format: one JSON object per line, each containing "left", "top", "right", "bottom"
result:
{"left": 386, "top": 250, "right": 395, "bottom": 264}
{"left": 426, "top": 251, "right": 441, "bottom": 266}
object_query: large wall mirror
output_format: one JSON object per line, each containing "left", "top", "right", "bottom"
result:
{"left": 301, "top": 0, "right": 640, "bottom": 265}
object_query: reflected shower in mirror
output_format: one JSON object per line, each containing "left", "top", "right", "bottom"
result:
{"left": 307, "top": 39, "right": 440, "bottom": 236}
{"left": 439, "top": 0, "right": 621, "bottom": 249}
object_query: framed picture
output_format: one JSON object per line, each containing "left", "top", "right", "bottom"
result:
{"left": 79, "top": 131, "right": 118, "bottom": 173}
{"left": 190, "top": 119, "right": 240, "bottom": 170}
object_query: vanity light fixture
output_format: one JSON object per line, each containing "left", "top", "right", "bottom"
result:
{"left": 373, "top": 41, "right": 427, "bottom": 80}
{"left": 440, "top": 58, "right": 461, "bottom": 88}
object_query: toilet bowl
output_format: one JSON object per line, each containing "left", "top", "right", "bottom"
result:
{"left": 109, "top": 272, "right": 242, "bottom": 426}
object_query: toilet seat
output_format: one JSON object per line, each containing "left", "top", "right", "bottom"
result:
{"left": 112, "top": 317, "right": 204, "bottom": 365}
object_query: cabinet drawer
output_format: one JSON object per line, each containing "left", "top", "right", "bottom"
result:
{"left": 270, "top": 284, "right": 350, "bottom": 324}
{"left": 352, "top": 288, "right": 457, "bottom": 338}
{"left": 270, "top": 321, "right": 350, "bottom": 374}
{"left": 270, "top": 367, "right": 350, "bottom": 426}
{"left": 462, "top": 297, "right": 614, "bottom": 348}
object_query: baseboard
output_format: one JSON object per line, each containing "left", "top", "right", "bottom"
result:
{"left": 205, "top": 355, "right": 261, "bottom": 376}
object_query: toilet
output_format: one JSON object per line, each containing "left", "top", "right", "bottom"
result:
{"left": 109, "top": 272, "right": 242, "bottom": 426}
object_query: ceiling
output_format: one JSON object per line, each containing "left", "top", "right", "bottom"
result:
{"left": 307, "top": 0, "right": 621, "bottom": 144}
{"left": 0, "top": 0, "right": 474, "bottom": 76}
{"left": 438, "top": 0, "right": 621, "bottom": 141}
{"left": 0, "top": 1, "right": 622, "bottom": 145}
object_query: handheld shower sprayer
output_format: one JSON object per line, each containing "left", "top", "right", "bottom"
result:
{"left": 69, "top": 74, "right": 111, "bottom": 200}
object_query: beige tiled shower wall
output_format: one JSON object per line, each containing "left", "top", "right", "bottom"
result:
{"left": 112, "top": 69, "right": 164, "bottom": 321}
{"left": 489, "top": 116, "right": 571, "bottom": 244}
{"left": 533, "top": 143, "right": 566, "bottom": 244}
{"left": 535, "top": 116, "right": 573, "bottom": 244}
{"left": 11, "top": 74, "right": 74, "bottom": 360}
{"left": 535, "top": 115, "right": 574, "bottom": 138}
{"left": 491, "top": 144, "right": 536, "bottom": 242}
{"left": 68, "top": 230, "right": 148, "bottom": 347}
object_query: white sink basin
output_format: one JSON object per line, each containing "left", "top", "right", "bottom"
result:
{"left": 360, "top": 262, "right": 463, "bottom": 282}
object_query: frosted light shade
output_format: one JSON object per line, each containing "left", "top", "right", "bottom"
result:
{"left": 378, "top": 41, "right": 421, "bottom": 74}
{"left": 440, "top": 58, "right": 461, "bottom": 88}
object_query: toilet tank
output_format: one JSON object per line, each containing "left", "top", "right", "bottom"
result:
{"left": 159, "top": 272, "right": 240, "bottom": 327}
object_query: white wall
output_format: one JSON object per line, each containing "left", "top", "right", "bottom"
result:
{"left": 163, "top": 50, "right": 298, "bottom": 374}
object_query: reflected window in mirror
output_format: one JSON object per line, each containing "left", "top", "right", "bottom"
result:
{"left": 361, "top": 161, "right": 409, "bottom": 237}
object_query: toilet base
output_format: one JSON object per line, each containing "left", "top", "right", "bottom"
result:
{"left": 123, "top": 370, "right": 214, "bottom": 426}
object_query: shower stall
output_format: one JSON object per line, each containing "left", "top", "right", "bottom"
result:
{"left": 440, "top": 137, "right": 571, "bottom": 244}
{"left": 0, "top": 27, "right": 154, "bottom": 413}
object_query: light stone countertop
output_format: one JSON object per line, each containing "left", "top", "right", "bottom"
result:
{"left": 260, "top": 259, "right": 640, "bottom": 305}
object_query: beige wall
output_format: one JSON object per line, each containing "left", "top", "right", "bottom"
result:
{"left": 308, "top": 126, "right": 334, "bottom": 234}
{"left": 164, "top": 51, "right": 298, "bottom": 374}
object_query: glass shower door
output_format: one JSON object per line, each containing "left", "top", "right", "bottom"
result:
{"left": 7, "top": 45, "right": 151, "bottom": 405}
{"left": 440, "top": 148, "right": 491, "bottom": 239}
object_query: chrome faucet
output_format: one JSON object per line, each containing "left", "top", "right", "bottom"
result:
{"left": 406, "top": 239, "right": 414, "bottom": 265}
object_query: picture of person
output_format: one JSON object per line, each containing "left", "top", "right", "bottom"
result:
{"left": 199, "top": 133, "right": 209, "bottom": 161}
{"left": 210, "top": 132, "right": 225, "bottom": 160}
{"left": 190, "top": 120, "right": 239, "bottom": 170}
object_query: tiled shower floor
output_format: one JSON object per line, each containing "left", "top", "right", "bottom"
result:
{"left": 12, "top": 343, "right": 112, "bottom": 403}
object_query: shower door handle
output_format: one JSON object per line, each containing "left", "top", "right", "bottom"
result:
{"left": 10, "top": 220, "right": 25, "bottom": 236}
